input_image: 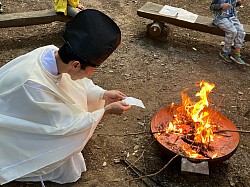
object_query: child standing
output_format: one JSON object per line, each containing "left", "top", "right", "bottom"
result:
{"left": 210, "top": 0, "right": 247, "bottom": 64}
{"left": 54, "top": 0, "right": 84, "bottom": 17}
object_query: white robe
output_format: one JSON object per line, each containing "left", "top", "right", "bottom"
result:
{"left": 0, "top": 45, "right": 105, "bottom": 184}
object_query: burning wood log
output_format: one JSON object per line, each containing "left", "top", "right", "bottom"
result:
{"left": 180, "top": 137, "right": 213, "bottom": 159}
{"left": 181, "top": 137, "right": 200, "bottom": 146}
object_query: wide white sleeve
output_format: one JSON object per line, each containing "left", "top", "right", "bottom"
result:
{"left": 0, "top": 80, "right": 105, "bottom": 135}
{"left": 82, "top": 78, "right": 106, "bottom": 112}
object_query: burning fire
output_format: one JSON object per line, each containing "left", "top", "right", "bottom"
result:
{"left": 164, "top": 80, "right": 218, "bottom": 159}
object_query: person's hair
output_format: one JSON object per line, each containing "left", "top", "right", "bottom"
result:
{"left": 58, "top": 42, "right": 88, "bottom": 70}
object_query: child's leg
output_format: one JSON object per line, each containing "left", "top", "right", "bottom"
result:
{"left": 216, "top": 18, "right": 237, "bottom": 53}
{"left": 228, "top": 17, "right": 247, "bottom": 65}
{"left": 230, "top": 17, "right": 245, "bottom": 51}
{"left": 67, "top": 5, "right": 79, "bottom": 17}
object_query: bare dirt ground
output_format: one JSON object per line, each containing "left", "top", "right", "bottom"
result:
{"left": 0, "top": 0, "right": 250, "bottom": 187}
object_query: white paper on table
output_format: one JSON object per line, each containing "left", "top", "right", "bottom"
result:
{"left": 177, "top": 9, "right": 198, "bottom": 23}
{"left": 159, "top": 5, "right": 198, "bottom": 23}
{"left": 123, "top": 97, "right": 145, "bottom": 108}
{"left": 159, "top": 5, "right": 180, "bottom": 17}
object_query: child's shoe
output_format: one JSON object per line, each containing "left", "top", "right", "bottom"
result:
{"left": 219, "top": 51, "right": 232, "bottom": 63}
{"left": 230, "top": 54, "right": 247, "bottom": 65}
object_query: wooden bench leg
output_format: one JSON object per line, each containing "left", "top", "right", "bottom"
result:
{"left": 148, "top": 21, "right": 165, "bottom": 37}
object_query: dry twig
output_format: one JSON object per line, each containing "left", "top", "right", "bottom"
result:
{"left": 244, "top": 108, "right": 250, "bottom": 117}
{"left": 122, "top": 157, "right": 164, "bottom": 187}
{"left": 97, "top": 131, "right": 152, "bottom": 136}
{"left": 214, "top": 96, "right": 225, "bottom": 112}
{"left": 130, "top": 154, "right": 179, "bottom": 182}
{"left": 209, "top": 96, "right": 225, "bottom": 122}
{"left": 126, "top": 139, "right": 156, "bottom": 171}
{"left": 214, "top": 129, "right": 250, "bottom": 134}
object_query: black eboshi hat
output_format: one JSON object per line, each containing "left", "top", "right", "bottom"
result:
{"left": 62, "top": 9, "right": 121, "bottom": 67}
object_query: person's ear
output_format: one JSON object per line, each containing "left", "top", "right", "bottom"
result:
{"left": 71, "top": 61, "right": 81, "bottom": 70}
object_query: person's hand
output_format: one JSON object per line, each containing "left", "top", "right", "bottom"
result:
{"left": 221, "top": 3, "right": 232, "bottom": 9}
{"left": 103, "top": 90, "right": 127, "bottom": 102}
{"left": 76, "top": 4, "right": 84, "bottom": 11}
{"left": 104, "top": 101, "right": 131, "bottom": 116}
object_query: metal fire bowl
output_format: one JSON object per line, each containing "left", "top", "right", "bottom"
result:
{"left": 151, "top": 105, "right": 240, "bottom": 164}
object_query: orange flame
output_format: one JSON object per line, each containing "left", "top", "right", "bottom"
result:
{"left": 182, "top": 81, "right": 215, "bottom": 145}
{"left": 167, "top": 80, "right": 218, "bottom": 158}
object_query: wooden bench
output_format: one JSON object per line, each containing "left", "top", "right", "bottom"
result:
{"left": 137, "top": 2, "right": 250, "bottom": 41}
{"left": 0, "top": 9, "right": 70, "bottom": 28}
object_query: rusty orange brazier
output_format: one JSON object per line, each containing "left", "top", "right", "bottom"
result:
{"left": 150, "top": 81, "right": 240, "bottom": 173}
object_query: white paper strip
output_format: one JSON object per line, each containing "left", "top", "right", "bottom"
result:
{"left": 159, "top": 5, "right": 198, "bottom": 23}
{"left": 123, "top": 97, "right": 145, "bottom": 108}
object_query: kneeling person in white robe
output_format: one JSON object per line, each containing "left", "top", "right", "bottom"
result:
{"left": 0, "top": 9, "right": 131, "bottom": 185}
